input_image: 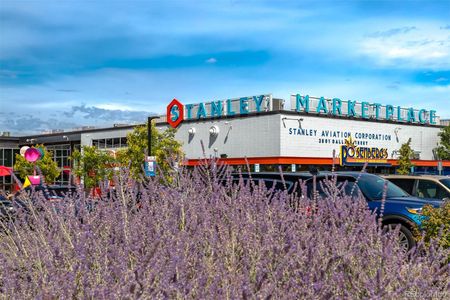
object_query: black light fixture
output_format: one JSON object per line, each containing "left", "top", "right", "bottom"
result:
{"left": 394, "top": 127, "right": 401, "bottom": 143}
{"left": 282, "top": 117, "right": 304, "bottom": 129}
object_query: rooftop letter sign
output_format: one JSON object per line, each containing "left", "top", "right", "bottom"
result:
{"left": 290, "top": 93, "right": 439, "bottom": 125}
{"left": 167, "top": 94, "right": 272, "bottom": 128}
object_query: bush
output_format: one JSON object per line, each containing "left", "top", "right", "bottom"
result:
{"left": 420, "top": 200, "right": 450, "bottom": 249}
{"left": 0, "top": 164, "right": 449, "bottom": 299}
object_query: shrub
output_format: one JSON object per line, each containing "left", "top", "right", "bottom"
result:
{"left": 0, "top": 164, "right": 449, "bottom": 299}
{"left": 420, "top": 200, "right": 450, "bottom": 249}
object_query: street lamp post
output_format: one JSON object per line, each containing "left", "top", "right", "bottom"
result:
{"left": 147, "top": 116, "right": 159, "bottom": 156}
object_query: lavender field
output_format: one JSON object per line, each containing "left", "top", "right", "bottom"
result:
{"left": 1, "top": 165, "right": 449, "bottom": 299}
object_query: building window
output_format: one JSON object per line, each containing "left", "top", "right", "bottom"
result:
{"left": 106, "top": 138, "right": 113, "bottom": 148}
{"left": 92, "top": 137, "right": 128, "bottom": 149}
{"left": 0, "top": 148, "right": 19, "bottom": 191}
{"left": 4, "top": 149, "right": 12, "bottom": 166}
{"left": 46, "top": 144, "right": 71, "bottom": 186}
{"left": 113, "top": 138, "right": 120, "bottom": 148}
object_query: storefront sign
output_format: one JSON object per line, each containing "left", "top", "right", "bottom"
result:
{"left": 288, "top": 127, "right": 392, "bottom": 146}
{"left": 167, "top": 92, "right": 439, "bottom": 128}
{"left": 144, "top": 156, "right": 156, "bottom": 177}
{"left": 167, "top": 94, "right": 272, "bottom": 128}
{"left": 339, "top": 137, "right": 390, "bottom": 166}
{"left": 292, "top": 93, "right": 437, "bottom": 125}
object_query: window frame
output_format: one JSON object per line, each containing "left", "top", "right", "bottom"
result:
{"left": 388, "top": 178, "right": 416, "bottom": 195}
{"left": 416, "top": 179, "right": 447, "bottom": 200}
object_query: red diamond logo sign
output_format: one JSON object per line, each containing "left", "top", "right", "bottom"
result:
{"left": 167, "top": 98, "right": 184, "bottom": 128}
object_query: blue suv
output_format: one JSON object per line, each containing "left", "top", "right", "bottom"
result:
{"left": 230, "top": 171, "right": 442, "bottom": 251}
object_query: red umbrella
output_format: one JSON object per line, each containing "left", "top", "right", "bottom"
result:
{"left": 0, "top": 166, "right": 12, "bottom": 176}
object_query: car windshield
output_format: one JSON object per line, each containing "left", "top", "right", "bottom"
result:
{"left": 440, "top": 179, "right": 450, "bottom": 189}
{"left": 357, "top": 174, "right": 409, "bottom": 200}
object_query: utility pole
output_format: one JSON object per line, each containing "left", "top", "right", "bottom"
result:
{"left": 145, "top": 116, "right": 159, "bottom": 177}
{"left": 147, "top": 116, "right": 159, "bottom": 156}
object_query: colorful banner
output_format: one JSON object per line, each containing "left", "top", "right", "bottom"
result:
{"left": 23, "top": 175, "right": 41, "bottom": 188}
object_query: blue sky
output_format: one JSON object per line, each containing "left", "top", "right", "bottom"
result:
{"left": 0, "top": 0, "right": 449, "bottom": 135}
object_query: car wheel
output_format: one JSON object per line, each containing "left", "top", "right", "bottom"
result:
{"left": 386, "top": 224, "right": 416, "bottom": 253}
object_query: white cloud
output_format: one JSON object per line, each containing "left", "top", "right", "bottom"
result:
{"left": 366, "top": 26, "right": 417, "bottom": 38}
{"left": 359, "top": 24, "right": 450, "bottom": 69}
{"left": 96, "top": 103, "right": 141, "bottom": 111}
{"left": 205, "top": 57, "right": 217, "bottom": 64}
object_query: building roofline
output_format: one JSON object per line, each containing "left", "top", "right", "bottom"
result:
{"left": 6, "top": 109, "right": 445, "bottom": 139}
{"left": 0, "top": 136, "right": 20, "bottom": 142}
{"left": 17, "top": 124, "right": 144, "bottom": 139}
{"left": 159, "top": 109, "right": 445, "bottom": 129}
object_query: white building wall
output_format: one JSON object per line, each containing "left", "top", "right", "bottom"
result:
{"left": 171, "top": 113, "right": 441, "bottom": 161}
{"left": 172, "top": 114, "right": 281, "bottom": 159}
{"left": 280, "top": 114, "right": 441, "bottom": 160}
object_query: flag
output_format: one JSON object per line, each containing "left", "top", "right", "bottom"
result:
{"left": 23, "top": 177, "right": 31, "bottom": 189}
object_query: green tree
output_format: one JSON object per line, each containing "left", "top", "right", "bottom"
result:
{"left": 71, "top": 146, "right": 116, "bottom": 188}
{"left": 435, "top": 124, "right": 450, "bottom": 160}
{"left": 116, "top": 121, "right": 183, "bottom": 181}
{"left": 14, "top": 144, "right": 60, "bottom": 184}
{"left": 397, "top": 138, "right": 414, "bottom": 175}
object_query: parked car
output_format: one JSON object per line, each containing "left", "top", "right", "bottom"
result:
{"left": 382, "top": 175, "right": 450, "bottom": 201}
{"left": 0, "top": 194, "right": 28, "bottom": 224}
{"left": 228, "top": 171, "right": 442, "bottom": 252}
{"left": 9, "top": 185, "right": 93, "bottom": 222}
{"left": 227, "top": 172, "right": 312, "bottom": 194}
{"left": 14, "top": 185, "right": 78, "bottom": 202}
{"left": 0, "top": 195, "right": 15, "bottom": 221}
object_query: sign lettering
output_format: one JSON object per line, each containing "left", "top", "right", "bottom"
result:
{"left": 291, "top": 93, "right": 438, "bottom": 125}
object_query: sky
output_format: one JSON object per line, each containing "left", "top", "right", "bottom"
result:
{"left": 0, "top": 0, "right": 449, "bottom": 135}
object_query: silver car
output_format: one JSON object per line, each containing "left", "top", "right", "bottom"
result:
{"left": 382, "top": 175, "right": 450, "bottom": 201}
